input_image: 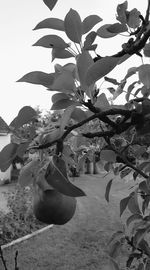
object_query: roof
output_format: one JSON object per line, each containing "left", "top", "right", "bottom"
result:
{"left": 0, "top": 116, "right": 9, "bottom": 133}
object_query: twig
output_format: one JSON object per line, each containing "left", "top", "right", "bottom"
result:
{"left": 0, "top": 246, "right": 8, "bottom": 270}
{"left": 14, "top": 250, "right": 19, "bottom": 270}
{"left": 30, "top": 108, "right": 132, "bottom": 150}
{"left": 105, "top": 138, "right": 149, "bottom": 180}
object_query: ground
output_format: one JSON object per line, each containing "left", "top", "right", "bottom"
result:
{"left": 0, "top": 173, "right": 134, "bottom": 270}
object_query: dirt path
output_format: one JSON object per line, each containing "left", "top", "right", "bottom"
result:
{"left": 0, "top": 174, "right": 133, "bottom": 270}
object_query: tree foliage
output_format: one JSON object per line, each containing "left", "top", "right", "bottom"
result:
{"left": 2, "top": 0, "right": 150, "bottom": 268}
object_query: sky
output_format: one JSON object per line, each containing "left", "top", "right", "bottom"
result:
{"left": 0, "top": 0, "right": 148, "bottom": 124}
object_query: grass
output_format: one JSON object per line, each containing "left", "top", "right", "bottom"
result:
{"left": 0, "top": 174, "right": 133, "bottom": 270}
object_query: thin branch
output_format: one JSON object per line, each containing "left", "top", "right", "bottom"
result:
{"left": 145, "top": 0, "right": 150, "bottom": 23}
{"left": 15, "top": 250, "right": 19, "bottom": 270}
{"left": 31, "top": 108, "right": 132, "bottom": 150}
{"left": 82, "top": 130, "right": 115, "bottom": 138}
{"left": 105, "top": 138, "right": 149, "bottom": 180}
{"left": 0, "top": 246, "right": 8, "bottom": 270}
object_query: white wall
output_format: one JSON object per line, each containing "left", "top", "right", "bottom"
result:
{"left": 0, "top": 133, "right": 12, "bottom": 182}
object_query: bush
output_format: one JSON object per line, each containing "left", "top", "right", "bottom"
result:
{"left": 0, "top": 185, "right": 45, "bottom": 246}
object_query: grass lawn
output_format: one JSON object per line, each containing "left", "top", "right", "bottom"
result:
{"left": 0, "top": 173, "right": 134, "bottom": 270}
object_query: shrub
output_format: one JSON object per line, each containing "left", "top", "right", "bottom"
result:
{"left": 0, "top": 185, "right": 44, "bottom": 246}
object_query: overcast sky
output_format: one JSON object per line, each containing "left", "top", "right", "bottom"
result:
{"left": 0, "top": 0, "right": 147, "bottom": 124}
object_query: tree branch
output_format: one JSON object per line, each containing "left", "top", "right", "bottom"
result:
{"left": 105, "top": 138, "right": 149, "bottom": 179}
{"left": 30, "top": 108, "right": 132, "bottom": 150}
{"left": 0, "top": 246, "right": 8, "bottom": 270}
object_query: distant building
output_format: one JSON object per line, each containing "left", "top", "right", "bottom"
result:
{"left": 0, "top": 117, "right": 12, "bottom": 184}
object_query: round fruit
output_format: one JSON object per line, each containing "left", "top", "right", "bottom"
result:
{"left": 33, "top": 188, "right": 77, "bottom": 225}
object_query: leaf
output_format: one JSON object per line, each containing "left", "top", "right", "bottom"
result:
{"left": 107, "top": 23, "right": 128, "bottom": 34}
{"left": 40, "top": 129, "right": 61, "bottom": 145}
{"left": 10, "top": 106, "right": 37, "bottom": 129}
{"left": 125, "top": 81, "right": 138, "bottom": 102}
{"left": 76, "top": 51, "right": 94, "bottom": 97}
{"left": 18, "top": 158, "right": 40, "bottom": 187}
{"left": 104, "top": 76, "right": 120, "bottom": 85}
{"left": 133, "top": 226, "right": 150, "bottom": 247}
{"left": 51, "top": 93, "right": 70, "bottom": 104}
{"left": 17, "top": 71, "right": 55, "bottom": 87}
{"left": 60, "top": 105, "right": 76, "bottom": 133}
{"left": 108, "top": 231, "right": 124, "bottom": 245}
{"left": 105, "top": 179, "right": 113, "bottom": 202}
{"left": 138, "top": 64, "right": 150, "bottom": 88}
{"left": 94, "top": 93, "right": 110, "bottom": 111}
{"left": 85, "top": 56, "right": 120, "bottom": 86}
{"left": 116, "top": 1, "right": 128, "bottom": 24}
{"left": 16, "top": 142, "right": 30, "bottom": 159}
{"left": 120, "top": 195, "right": 131, "bottom": 216}
{"left": 108, "top": 241, "right": 122, "bottom": 259}
{"left": 0, "top": 143, "right": 18, "bottom": 172}
{"left": 100, "top": 150, "right": 116, "bottom": 162}
{"left": 45, "top": 155, "right": 86, "bottom": 197}
{"left": 82, "top": 15, "right": 102, "bottom": 34}
{"left": 83, "top": 31, "right": 97, "bottom": 50}
{"left": 71, "top": 107, "right": 87, "bottom": 122}
{"left": 43, "top": 0, "right": 58, "bottom": 11}
{"left": 51, "top": 99, "right": 77, "bottom": 110}
{"left": 33, "top": 18, "right": 64, "bottom": 31}
{"left": 124, "top": 66, "right": 138, "bottom": 80}
{"left": 64, "top": 9, "right": 82, "bottom": 44}
{"left": 128, "top": 192, "right": 141, "bottom": 215}
{"left": 126, "top": 8, "right": 141, "bottom": 29}
{"left": 97, "top": 24, "right": 118, "bottom": 38}
{"left": 51, "top": 70, "right": 75, "bottom": 93}
{"left": 113, "top": 81, "right": 126, "bottom": 100}
{"left": 143, "top": 42, "right": 150, "bottom": 57}
{"left": 33, "top": 35, "right": 69, "bottom": 49}
{"left": 126, "top": 213, "right": 143, "bottom": 227}
{"left": 139, "top": 181, "right": 150, "bottom": 194}
{"left": 52, "top": 48, "right": 74, "bottom": 61}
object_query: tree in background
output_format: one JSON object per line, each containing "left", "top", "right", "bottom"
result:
{"left": 1, "top": 0, "right": 150, "bottom": 268}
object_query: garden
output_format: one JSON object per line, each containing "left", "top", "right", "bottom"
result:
{"left": 1, "top": 0, "right": 150, "bottom": 269}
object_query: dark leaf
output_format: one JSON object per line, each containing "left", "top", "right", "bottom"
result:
{"left": 45, "top": 156, "right": 86, "bottom": 197}
{"left": 107, "top": 23, "right": 128, "bottom": 34}
{"left": 52, "top": 48, "right": 74, "bottom": 61}
{"left": 10, "top": 106, "right": 37, "bottom": 129}
{"left": 127, "top": 8, "right": 141, "bottom": 29}
{"left": 125, "top": 81, "right": 138, "bottom": 102}
{"left": 51, "top": 93, "right": 70, "bottom": 104}
{"left": 116, "top": 1, "right": 128, "bottom": 24}
{"left": 126, "top": 213, "right": 143, "bottom": 227}
{"left": 64, "top": 9, "right": 82, "bottom": 44}
{"left": 17, "top": 71, "right": 55, "bottom": 87}
{"left": 16, "top": 142, "right": 30, "bottom": 159}
{"left": 120, "top": 195, "right": 131, "bottom": 216}
{"left": 33, "top": 35, "right": 69, "bottom": 49}
{"left": 83, "top": 31, "right": 97, "bottom": 50}
{"left": 34, "top": 18, "right": 64, "bottom": 31}
{"left": 133, "top": 227, "right": 150, "bottom": 247}
{"left": 51, "top": 99, "right": 77, "bottom": 110}
{"left": 43, "top": 0, "right": 58, "bottom": 11}
{"left": 71, "top": 108, "right": 87, "bottom": 122}
{"left": 82, "top": 15, "right": 102, "bottom": 34}
{"left": 104, "top": 76, "right": 120, "bottom": 85}
{"left": 105, "top": 179, "right": 113, "bottom": 202}
{"left": 86, "top": 56, "right": 120, "bottom": 86}
{"left": 97, "top": 24, "right": 117, "bottom": 38}
{"left": 0, "top": 143, "right": 18, "bottom": 172}
{"left": 128, "top": 192, "right": 141, "bottom": 215}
